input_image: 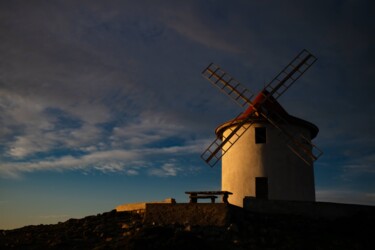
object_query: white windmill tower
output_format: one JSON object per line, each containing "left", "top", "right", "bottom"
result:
{"left": 201, "top": 49, "right": 323, "bottom": 207}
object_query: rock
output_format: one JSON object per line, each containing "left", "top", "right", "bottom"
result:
{"left": 184, "top": 225, "right": 192, "bottom": 232}
{"left": 123, "top": 231, "right": 132, "bottom": 237}
{"left": 227, "top": 223, "right": 239, "bottom": 233}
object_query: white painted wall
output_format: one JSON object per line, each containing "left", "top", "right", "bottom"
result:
{"left": 219, "top": 120, "right": 315, "bottom": 207}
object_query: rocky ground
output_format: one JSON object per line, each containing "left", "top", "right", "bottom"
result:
{"left": 1, "top": 208, "right": 374, "bottom": 249}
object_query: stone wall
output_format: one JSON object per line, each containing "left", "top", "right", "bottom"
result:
{"left": 143, "top": 203, "right": 243, "bottom": 226}
{"left": 115, "top": 198, "right": 176, "bottom": 213}
{"left": 243, "top": 197, "right": 375, "bottom": 219}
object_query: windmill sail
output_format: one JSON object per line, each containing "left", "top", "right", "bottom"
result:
{"left": 263, "top": 49, "right": 317, "bottom": 100}
{"left": 202, "top": 63, "right": 254, "bottom": 107}
{"left": 201, "top": 63, "right": 258, "bottom": 167}
{"left": 254, "top": 49, "right": 321, "bottom": 165}
{"left": 201, "top": 49, "right": 321, "bottom": 167}
{"left": 258, "top": 105, "right": 323, "bottom": 165}
{"left": 201, "top": 111, "right": 257, "bottom": 167}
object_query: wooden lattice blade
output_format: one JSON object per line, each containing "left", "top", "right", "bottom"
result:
{"left": 202, "top": 63, "right": 254, "bottom": 107}
{"left": 264, "top": 49, "right": 317, "bottom": 100}
{"left": 201, "top": 112, "right": 256, "bottom": 167}
{"left": 257, "top": 104, "right": 323, "bottom": 165}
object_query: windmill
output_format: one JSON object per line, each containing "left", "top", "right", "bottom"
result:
{"left": 201, "top": 49, "right": 323, "bottom": 206}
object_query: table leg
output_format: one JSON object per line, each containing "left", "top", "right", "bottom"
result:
{"left": 222, "top": 194, "right": 229, "bottom": 203}
{"left": 190, "top": 196, "right": 197, "bottom": 203}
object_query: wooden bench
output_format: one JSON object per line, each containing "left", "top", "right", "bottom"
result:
{"left": 185, "top": 191, "right": 233, "bottom": 204}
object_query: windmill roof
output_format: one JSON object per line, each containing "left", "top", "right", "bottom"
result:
{"left": 215, "top": 90, "right": 319, "bottom": 139}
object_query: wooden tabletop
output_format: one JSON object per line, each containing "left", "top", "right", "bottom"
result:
{"left": 185, "top": 191, "right": 233, "bottom": 195}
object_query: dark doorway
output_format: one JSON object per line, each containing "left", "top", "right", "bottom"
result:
{"left": 255, "top": 177, "right": 268, "bottom": 199}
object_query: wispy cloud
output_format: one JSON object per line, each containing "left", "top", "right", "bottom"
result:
{"left": 0, "top": 1, "right": 217, "bottom": 180}
{"left": 0, "top": 138, "right": 205, "bottom": 179}
{"left": 148, "top": 161, "right": 182, "bottom": 177}
{"left": 158, "top": 2, "right": 243, "bottom": 54}
{"left": 0, "top": 79, "right": 206, "bottom": 178}
{"left": 342, "top": 155, "right": 375, "bottom": 174}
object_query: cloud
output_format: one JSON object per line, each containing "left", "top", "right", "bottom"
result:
{"left": 337, "top": 154, "right": 375, "bottom": 182}
{"left": 0, "top": 0, "right": 218, "bottom": 175}
{"left": 0, "top": 91, "right": 106, "bottom": 159}
{"left": 148, "top": 161, "right": 182, "bottom": 177}
{"left": 0, "top": 149, "right": 135, "bottom": 178}
{"left": 157, "top": 2, "right": 243, "bottom": 54}
{"left": 110, "top": 111, "right": 187, "bottom": 148}
{"left": 0, "top": 64, "right": 207, "bottom": 177}
{"left": 0, "top": 138, "right": 205, "bottom": 179}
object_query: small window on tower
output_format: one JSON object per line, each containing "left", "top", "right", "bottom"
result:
{"left": 255, "top": 127, "right": 266, "bottom": 144}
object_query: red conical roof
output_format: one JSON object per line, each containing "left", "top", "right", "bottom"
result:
{"left": 216, "top": 90, "right": 319, "bottom": 139}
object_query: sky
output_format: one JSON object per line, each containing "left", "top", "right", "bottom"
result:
{"left": 0, "top": 0, "right": 374, "bottom": 229}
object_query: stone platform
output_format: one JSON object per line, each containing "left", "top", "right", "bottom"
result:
{"left": 117, "top": 198, "right": 375, "bottom": 227}
{"left": 243, "top": 197, "right": 375, "bottom": 219}
{"left": 115, "top": 198, "right": 176, "bottom": 213}
{"left": 143, "top": 203, "right": 243, "bottom": 226}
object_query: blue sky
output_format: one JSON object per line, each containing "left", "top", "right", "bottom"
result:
{"left": 0, "top": 0, "right": 374, "bottom": 229}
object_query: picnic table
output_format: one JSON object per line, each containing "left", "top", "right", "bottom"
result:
{"left": 185, "top": 191, "right": 233, "bottom": 204}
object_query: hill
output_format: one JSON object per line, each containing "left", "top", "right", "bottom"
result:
{"left": 1, "top": 202, "right": 374, "bottom": 249}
